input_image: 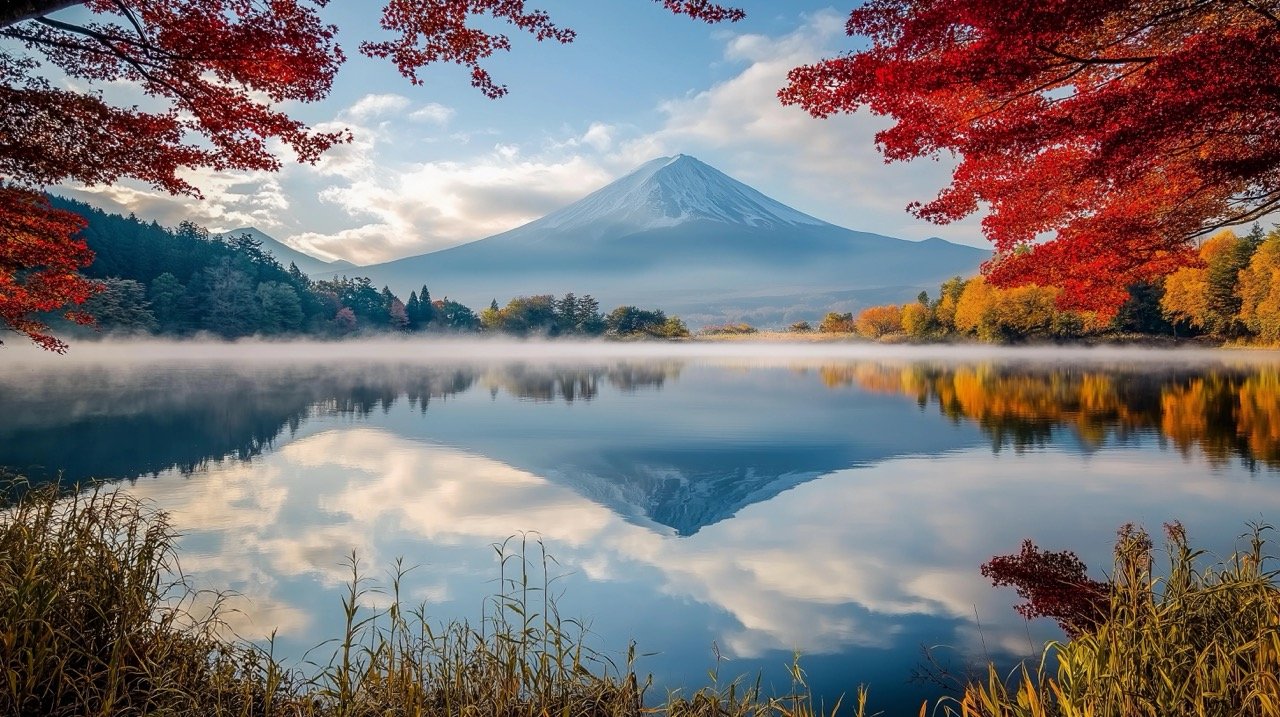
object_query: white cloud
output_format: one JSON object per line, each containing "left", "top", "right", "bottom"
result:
{"left": 344, "top": 93, "right": 412, "bottom": 121}
{"left": 57, "top": 168, "right": 291, "bottom": 234}
{"left": 51, "top": 13, "right": 986, "bottom": 265}
{"left": 276, "top": 11, "right": 987, "bottom": 264}
{"left": 291, "top": 145, "right": 613, "bottom": 262}
{"left": 607, "top": 10, "right": 985, "bottom": 245}
{"left": 409, "top": 102, "right": 456, "bottom": 125}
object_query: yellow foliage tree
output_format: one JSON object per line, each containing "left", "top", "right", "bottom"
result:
{"left": 953, "top": 277, "right": 1076, "bottom": 341}
{"left": 901, "top": 302, "right": 931, "bottom": 337}
{"left": 1160, "top": 229, "right": 1255, "bottom": 335}
{"left": 935, "top": 276, "right": 967, "bottom": 330}
{"left": 1237, "top": 234, "right": 1280, "bottom": 344}
{"left": 1161, "top": 267, "right": 1210, "bottom": 329}
{"left": 953, "top": 277, "right": 998, "bottom": 337}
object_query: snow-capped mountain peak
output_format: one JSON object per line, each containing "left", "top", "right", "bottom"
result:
{"left": 533, "top": 154, "right": 829, "bottom": 234}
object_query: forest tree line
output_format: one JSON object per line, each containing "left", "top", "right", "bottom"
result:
{"left": 50, "top": 198, "right": 689, "bottom": 341}
{"left": 812, "top": 226, "right": 1280, "bottom": 344}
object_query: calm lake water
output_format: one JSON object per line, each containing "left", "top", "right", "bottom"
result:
{"left": 3, "top": 341, "right": 1280, "bottom": 712}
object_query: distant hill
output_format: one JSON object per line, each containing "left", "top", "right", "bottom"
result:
{"left": 327, "top": 155, "right": 990, "bottom": 325}
{"left": 218, "top": 227, "right": 359, "bottom": 277}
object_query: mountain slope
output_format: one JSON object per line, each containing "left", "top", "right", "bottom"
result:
{"left": 220, "top": 227, "right": 358, "bottom": 277}
{"left": 331, "top": 155, "right": 989, "bottom": 323}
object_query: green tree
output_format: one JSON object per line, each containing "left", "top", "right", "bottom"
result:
{"left": 148, "top": 272, "right": 189, "bottom": 333}
{"left": 256, "top": 282, "right": 303, "bottom": 334}
{"left": 81, "top": 277, "right": 157, "bottom": 333}
{"left": 1112, "top": 282, "right": 1173, "bottom": 335}
{"left": 1204, "top": 231, "right": 1257, "bottom": 337}
{"left": 495, "top": 295, "right": 557, "bottom": 336}
{"left": 605, "top": 306, "right": 667, "bottom": 337}
{"left": 198, "top": 260, "right": 259, "bottom": 337}
{"left": 434, "top": 298, "right": 480, "bottom": 331}
{"left": 556, "top": 293, "right": 578, "bottom": 333}
{"left": 418, "top": 285, "right": 436, "bottom": 327}
{"left": 405, "top": 291, "right": 422, "bottom": 330}
{"left": 661, "top": 315, "right": 690, "bottom": 338}
{"left": 575, "top": 295, "right": 605, "bottom": 335}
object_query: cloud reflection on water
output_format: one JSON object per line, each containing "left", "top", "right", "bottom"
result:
{"left": 126, "top": 424, "right": 1280, "bottom": 665}
{"left": 6, "top": 344, "right": 1280, "bottom": 708}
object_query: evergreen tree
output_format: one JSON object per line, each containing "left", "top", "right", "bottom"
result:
{"left": 556, "top": 293, "right": 577, "bottom": 333}
{"left": 148, "top": 272, "right": 190, "bottom": 333}
{"left": 405, "top": 291, "right": 422, "bottom": 330}
{"left": 256, "top": 282, "right": 304, "bottom": 334}
{"left": 81, "top": 278, "right": 157, "bottom": 333}
{"left": 1205, "top": 234, "right": 1258, "bottom": 337}
{"left": 576, "top": 295, "right": 604, "bottom": 335}
{"left": 199, "top": 259, "right": 259, "bottom": 337}
{"left": 418, "top": 285, "right": 436, "bottom": 327}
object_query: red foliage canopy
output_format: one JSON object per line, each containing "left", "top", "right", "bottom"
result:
{"left": 781, "top": 1, "right": 1280, "bottom": 314}
{"left": 0, "top": 0, "right": 742, "bottom": 351}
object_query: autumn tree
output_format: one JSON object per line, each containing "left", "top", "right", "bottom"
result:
{"left": 854, "top": 304, "right": 903, "bottom": 338}
{"left": 781, "top": 1, "right": 1280, "bottom": 317}
{"left": 1160, "top": 230, "right": 1255, "bottom": 336}
{"left": 818, "top": 311, "right": 855, "bottom": 334}
{"left": 1238, "top": 233, "right": 1280, "bottom": 344}
{"left": 0, "top": 0, "right": 742, "bottom": 350}
{"left": 900, "top": 301, "right": 932, "bottom": 338}
{"left": 953, "top": 276, "right": 1085, "bottom": 342}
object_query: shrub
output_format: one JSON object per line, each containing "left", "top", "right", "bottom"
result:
{"left": 818, "top": 312, "right": 855, "bottom": 333}
{"left": 699, "top": 322, "right": 758, "bottom": 335}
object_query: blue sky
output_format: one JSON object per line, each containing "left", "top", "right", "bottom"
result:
{"left": 51, "top": 2, "right": 985, "bottom": 264}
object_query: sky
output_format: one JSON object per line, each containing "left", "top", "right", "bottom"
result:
{"left": 47, "top": 1, "right": 987, "bottom": 266}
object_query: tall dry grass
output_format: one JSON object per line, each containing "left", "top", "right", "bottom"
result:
{"left": 945, "top": 523, "right": 1280, "bottom": 717}
{"left": 0, "top": 482, "right": 854, "bottom": 717}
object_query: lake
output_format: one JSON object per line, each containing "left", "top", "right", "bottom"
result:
{"left": 3, "top": 340, "right": 1279, "bottom": 713}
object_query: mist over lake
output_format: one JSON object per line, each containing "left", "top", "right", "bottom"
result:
{"left": 4, "top": 340, "right": 1279, "bottom": 712}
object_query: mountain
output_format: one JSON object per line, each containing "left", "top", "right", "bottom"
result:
{"left": 323, "top": 155, "right": 990, "bottom": 325}
{"left": 219, "top": 227, "right": 358, "bottom": 277}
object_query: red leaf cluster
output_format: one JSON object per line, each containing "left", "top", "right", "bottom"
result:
{"left": 981, "top": 539, "right": 1109, "bottom": 637}
{"left": 0, "top": 0, "right": 743, "bottom": 350}
{"left": 781, "top": 1, "right": 1280, "bottom": 315}
{"left": 0, "top": 185, "right": 99, "bottom": 352}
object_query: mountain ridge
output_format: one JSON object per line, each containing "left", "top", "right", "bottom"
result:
{"left": 218, "top": 227, "right": 359, "bottom": 277}
{"left": 313, "top": 154, "right": 990, "bottom": 325}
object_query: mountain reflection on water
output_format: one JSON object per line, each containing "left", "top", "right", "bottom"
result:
{"left": 4, "top": 358, "right": 1278, "bottom": 488}
{"left": 1, "top": 349, "right": 1279, "bottom": 712}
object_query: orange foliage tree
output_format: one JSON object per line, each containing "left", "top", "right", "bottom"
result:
{"left": 0, "top": 0, "right": 742, "bottom": 350}
{"left": 780, "top": 1, "right": 1280, "bottom": 317}
{"left": 854, "top": 303, "right": 904, "bottom": 338}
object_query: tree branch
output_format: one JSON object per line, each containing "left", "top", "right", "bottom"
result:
{"left": 0, "top": 0, "right": 84, "bottom": 29}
